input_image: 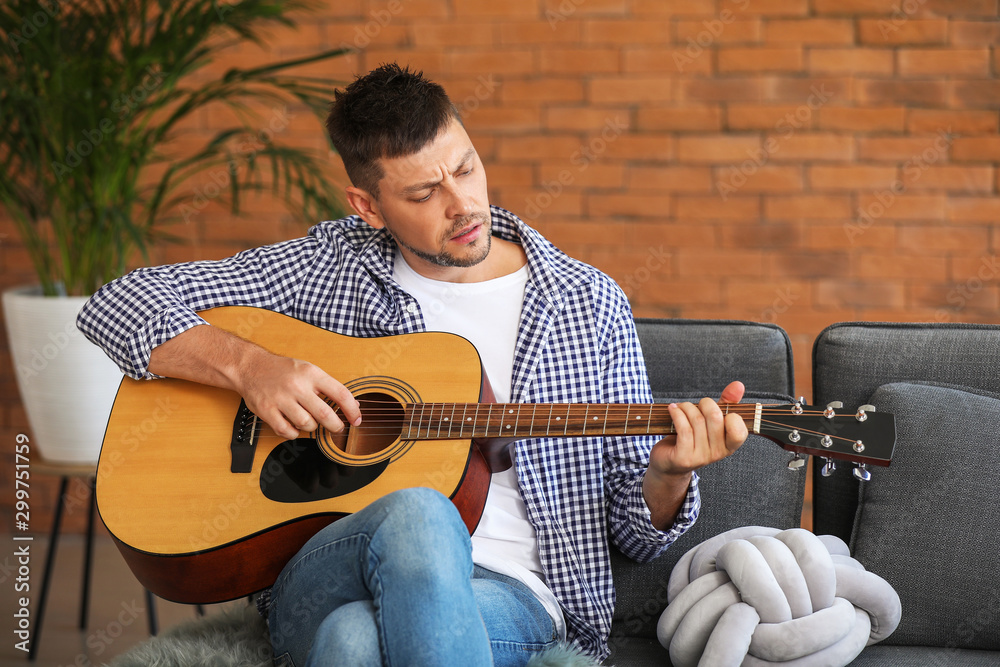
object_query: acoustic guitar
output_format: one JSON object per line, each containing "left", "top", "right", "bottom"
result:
{"left": 96, "top": 306, "right": 895, "bottom": 604}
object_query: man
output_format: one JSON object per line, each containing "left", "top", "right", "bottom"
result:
{"left": 79, "top": 63, "right": 747, "bottom": 666}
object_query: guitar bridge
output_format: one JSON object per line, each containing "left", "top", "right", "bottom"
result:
{"left": 230, "top": 399, "right": 261, "bottom": 473}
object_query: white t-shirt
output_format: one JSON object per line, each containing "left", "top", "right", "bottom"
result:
{"left": 393, "top": 255, "right": 565, "bottom": 638}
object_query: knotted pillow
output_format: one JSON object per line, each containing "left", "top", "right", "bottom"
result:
{"left": 657, "top": 526, "right": 901, "bottom": 667}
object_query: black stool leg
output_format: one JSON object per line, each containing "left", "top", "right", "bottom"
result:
{"left": 29, "top": 476, "right": 69, "bottom": 662}
{"left": 79, "top": 478, "right": 96, "bottom": 629}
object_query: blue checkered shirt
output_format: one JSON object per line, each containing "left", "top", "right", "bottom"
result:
{"left": 78, "top": 205, "right": 699, "bottom": 660}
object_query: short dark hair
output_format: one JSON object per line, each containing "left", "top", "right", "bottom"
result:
{"left": 326, "top": 63, "right": 462, "bottom": 198}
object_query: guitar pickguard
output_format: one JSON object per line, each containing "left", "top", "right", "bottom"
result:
{"left": 259, "top": 438, "right": 390, "bottom": 503}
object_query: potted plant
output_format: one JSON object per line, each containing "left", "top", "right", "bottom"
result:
{"left": 1, "top": 0, "right": 348, "bottom": 463}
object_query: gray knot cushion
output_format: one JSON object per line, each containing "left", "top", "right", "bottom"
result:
{"left": 657, "top": 526, "right": 901, "bottom": 666}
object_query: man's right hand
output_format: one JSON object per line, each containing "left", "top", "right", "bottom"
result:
{"left": 149, "top": 324, "right": 362, "bottom": 440}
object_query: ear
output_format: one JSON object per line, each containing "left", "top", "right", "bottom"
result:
{"left": 345, "top": 186, "right": 384, "bottom": 230}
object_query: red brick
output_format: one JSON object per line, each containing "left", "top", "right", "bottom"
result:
{"left": 768, "top": 252, "right": 851, "bottom": 279}
{"left": 589, "top": 77, "right": 673, "bottom": 104}
{"left": 718, "top": 48, "right": 805, "bottom": 73}
{"left": 714, "top": 165, "right": 804, "bottom": 195}
{"left": 495, "top": 135, "right": 584, "bottom": 161}
{"left": 630, "top": 0, "right": 722, "bottom": 15}
{"left": 808, "top": 165, "right": 899, "bottom": 191}
{"left": 582, "top": 20, "right": 671, "bottom": 45}
{"left": 765, "top": 19, "right": 855, "bottom": 44}
{"left": 538, "top": 162, "right": 625, "bottom": 189}
{"left": 637, "top": 106, "right": 723, "bottom": 131}
{"left": 809, "top": 48, "right": 894, "bottom": 76}
{"left": 922, "top": 0, "right": 998, "bottom": 16}
{"left": 906, "top": 166, "right": 994, "bottom": 193}
{"left": 678, "top": 78, "right": 766, "bottom": 103}
{"left": 950, "top": 20, "right": 1000, "bottom": 45}
{"left": 598, "top": 135, "right": 674, "bottom": 161}
{"left": 674, "top": 195, "right": 760, "bottom": 221}
{"left": 546, "top": 220, "right": 627, "bottom": 247}
{"left": 952, "top": 80, "right": 1000, "bottom": 108}
{"left": 765, "top": 133, "right": 855, "bottom": 161}
{"left": 677, "top": 249, "right": 765, "bottom": 278}
{"left": 817, "top": 280, "right": 906, "bottom": 309}
{"left": 855, "top": 194, "right": 947, "bottom": 221}
{"left": 906, "top": 110, "right": 998, "bottom": 134}
{"left": 812, "top": 0, "right": 910, "bottom": 13}
{"left": 952, "top": 137, "right": 1000, "bottom": 161}
{"left": 858, "top": 19, "right": 948, "bottom": 45}
{"left": 629, "top": 166, "right": 715, "bottom": 192}
{"left": 545, "top": 107, "right": 633, "bottom": 132}
{"left": 818, "top": 107, "right": 906, "bottom": 132}
{"left": 447, "top": 50, "right": 535, "bottom": 76}
{"left": 677, "top": 135, "right": 761, "bottom": 163}
{"left": 498, "top": 22, "right": 583, "bottom": 45}
{"left": 540, "top": 48, "right": 621, "bottom": 75}
{"left": 481, "top": 163, "right": 535, "bottom": 188}
{"left": 628, "top": 222, "right": 715, "bottom": 247}
{"left": 542, "top": 0, "right": 628, "bottom": 15}
{"left": 674, "top": 18, "right": 762, "bottom": 45}
{"left": 911, "top": 283, "right": 999, "bottom": 312}
{"left": 464, "top": 106, "right": 541, "bottom": 133}
{"left": 625, "top": 47, "right": 711, "bottom": 76}
{"left": 857, "top": 136, "right": 950, "bottom": 161}
{"left": 727, "top": 104, "right": 815, "bottom": 131}
{"left": 897, "top": 226, "right": 991, "bottom": 254}
{"left": 504, "top": 187, "right": 583, "bottom": 218}
{"left": 947, "top": 196, "right": 1000, "bottom": 222}
{"left": 587, "top": 193, "right": 672, "bottom": 219}
{"left": 411, "top": 22, "right": 495, "bottom": 48}
{"left": 501, "top": 79, "right": 585, "bottom": 104}
{"left": 764, "top": 194, "right": 853, "bottom": 220}
{"left": 856, "top": 80, "right": 949, "bottom": 107}
{"left": 898, "top": 49, "right": 992, "bottom": 78}
{"left": 454, "top": 0, "right": 537, "bottom": 17}
{"left": 766, "top": 77, "right": 848, "bottom": 104}
{"left": 730, "top": 0, "right": 809, "bottom": 15}
{"left": 721, "top": 222, "right": 803, "bottom": 249}
{"left": 858, "top": 254, "right": 948, "bottom": 281}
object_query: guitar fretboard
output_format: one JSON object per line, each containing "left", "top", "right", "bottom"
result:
{"left": 402, "top": 403, "right": 685, "bottom": 439}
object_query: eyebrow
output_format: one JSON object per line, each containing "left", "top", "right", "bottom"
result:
{"left": 400, "top": 147, "right": 476, "bottom": 196}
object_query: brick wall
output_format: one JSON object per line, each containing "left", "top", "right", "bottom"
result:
{"left": 2, "top": 0, "right": 999, "bottom": 532}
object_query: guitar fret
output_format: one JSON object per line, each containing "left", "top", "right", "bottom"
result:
{"left": 436, "top": 404, "right": 443, "bottom": 438}
{"left": 648, "top": 405, "right": 653, "bottom": 434}
{"left": 564, "top": 405, "right": 570, "bottom": 436}
{"left": 531, "top": 404, "right": 537, "bottom": 437}
{"left": 625, "top": 405, "right": 631, "bottom": 434}
{"left": 448, "top": 403, "right": 456, "bottom": 438}
{"left": 460, "top": 403, "right": 468, "bottom": 438}
{"left": 603, "top": 404, "right": 609, "bottom": 435}
{"left": 582, "top": 405, "right": 589, "bottom": 435}
{"left": 514, "top": 404, "right": 522, "bottom": 436}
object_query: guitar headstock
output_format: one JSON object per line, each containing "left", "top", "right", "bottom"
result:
{"left": 753, "top": 400, "right": 895, "bottom": 482}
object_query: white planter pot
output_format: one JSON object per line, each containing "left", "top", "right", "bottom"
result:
{"left": 3, "top": 286, "right": 123, "bottom": 464}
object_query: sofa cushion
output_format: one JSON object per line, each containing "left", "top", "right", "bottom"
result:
{"left": 609, "top": 393, "right": 803, "bottom": 651}
{"left": 850, "top": 382, "right": 1000, "bottom": 650}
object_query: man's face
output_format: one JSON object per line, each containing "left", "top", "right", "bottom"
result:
{"left": 364, "top": 118, "right": 492, "bottom": 279}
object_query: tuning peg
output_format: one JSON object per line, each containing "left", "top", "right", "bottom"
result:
{"left": 787, "top": 454, "right": 806, "bottom": 471}
{"left": 852, "top": 463, "right": 872, "bottom": 482}
{"left": 826, "top": 401, "right": 844, "bottom": 409}
{"left": 820, "top": 458, "right": 837, "bottom": 477}
{"left": 856, "top": 404, "right": 876, "bottom": 422}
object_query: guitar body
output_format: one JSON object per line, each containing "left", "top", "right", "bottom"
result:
{"left": 97, "top": 307, "right": 492, "bottom": 604}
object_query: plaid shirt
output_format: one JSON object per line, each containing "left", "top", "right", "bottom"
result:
{"left": 78, "top": 205, "right": 699, "bottom": 660}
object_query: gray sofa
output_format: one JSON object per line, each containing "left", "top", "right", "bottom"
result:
{"left": 609, "top": 319, "right": 1000, "bottom": 666}
{"left": 111, "top": 319, "right": 1000, "bottom": 666}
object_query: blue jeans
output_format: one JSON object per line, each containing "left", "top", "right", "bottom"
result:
{"left": 268, "top": 487, "right": 559, "bottom": 666}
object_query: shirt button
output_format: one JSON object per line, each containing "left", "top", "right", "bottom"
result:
{"left": 405, "top": 303, "right": 419, "bottom": 314}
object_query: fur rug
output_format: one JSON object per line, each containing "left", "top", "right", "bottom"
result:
{"left": 107, "top": 604, "right": 601, "bottom": 667}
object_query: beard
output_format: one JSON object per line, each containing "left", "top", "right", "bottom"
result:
{"left": 390, "top": 211, "right": 493, "bottom": 268}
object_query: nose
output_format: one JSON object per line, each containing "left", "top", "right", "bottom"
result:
{"left": 444, "top": 181, "right": 475, "bottom": 220}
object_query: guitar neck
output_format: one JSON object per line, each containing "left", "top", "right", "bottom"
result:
{"left": 401, "top": 402, "right": 762, "bottom": 440}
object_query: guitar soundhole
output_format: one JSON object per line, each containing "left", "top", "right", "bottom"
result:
{"left": 320, "top": 392, "right": 404, "bottom": 460}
